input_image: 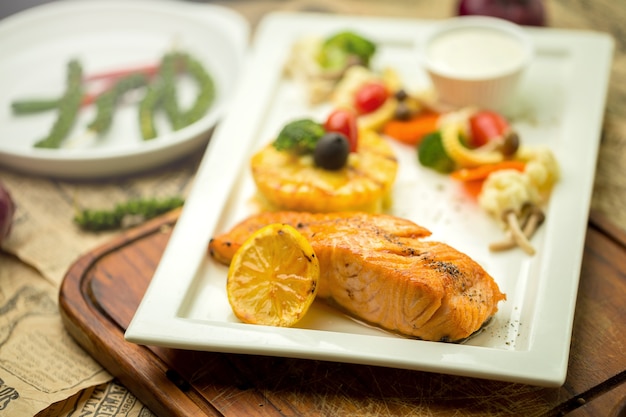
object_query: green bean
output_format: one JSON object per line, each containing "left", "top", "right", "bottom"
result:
{"left": 159, "top": 52, "right": 185, "bottom": 130}
{"left": 13, "top": 51, "right": 215, "bottom": 146}
{"left": 180, "top": 53, "right": 215, "bottom": 127}
{"left": 34, "top": 59, "right": 83, "bottom": 149}
{"left": 138, "top": 81, "right": 162, "bottom": 140}
{"left": 87, "top": 72, "right": 149, "bottom": 134}
{"left": 11, "top": 98, "right": 60, "bottom": 114}
{"left": 74, "top": 196, "right": 184, "bottom": 231}
{"left": 138, "top": 52, "right": 184, "bottom": 140}
{"left": 138, "top": 51, "right": 215, "bottom": 140}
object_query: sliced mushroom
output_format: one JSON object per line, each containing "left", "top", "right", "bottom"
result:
{"left": 490, "top": 203, "right": 544, "bottom": 254}
{"left": 522, "top": 204, "right": 545, "bottom": 238}
{"left": 501, "top": 208, "right": 535, "bottom": 255}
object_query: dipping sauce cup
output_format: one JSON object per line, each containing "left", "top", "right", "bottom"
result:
{"left": 421, "top": 16, "right": 534, "bottom": 111}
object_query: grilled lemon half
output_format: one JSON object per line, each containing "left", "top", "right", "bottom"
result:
{"left": 227, "top": 223, "right": 320, "bottom": 327}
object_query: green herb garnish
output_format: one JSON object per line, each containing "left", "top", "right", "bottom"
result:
{"left": 272, "top": 119, "right": 325, "bottom": 154}
{"left": 318, "top": 31, "right": 377, "bottom": 70}
{"left": 74, "top": 196, "right": 184, "bottom": 231}
{"left": 417, "top": 132, "right": 456, "bottom": 174}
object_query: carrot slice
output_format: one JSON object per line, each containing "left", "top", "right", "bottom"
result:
{"left": 450, "top": 160, "right": 526, "bottom": 182}
{"left": 460, "top": 180, "right": 485, "bottom": 199}
{"left": 383, "top": 111, "right": 439, "bottom": 146}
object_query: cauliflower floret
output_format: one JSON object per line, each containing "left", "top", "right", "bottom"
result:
{"left": 479, "top": 169, "right": 541, "bottom": 255}
{"left": 475, "top": 143, "right": 558, "bottom": 255}
{"left": 283, "top": 36, "right": 338, "bottom": 105}
{"left": 478, "top": 169, "right": 540, "bottom": 221}
{"left": 284, "top": 36, "right": 323, "bottom": 78}
{"left": 515, "top": 145, "right": 560, "bottom": 192}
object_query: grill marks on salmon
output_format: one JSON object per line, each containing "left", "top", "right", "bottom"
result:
{"left": 209, "top": 211, "right": 506, "bottom": 342}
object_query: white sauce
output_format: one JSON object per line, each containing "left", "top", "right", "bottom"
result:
{"left": 427, "top": 27, "right": 526, "bottom": 77}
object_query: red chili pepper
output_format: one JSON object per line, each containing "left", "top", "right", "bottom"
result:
{"left": 84, "top": 63, "right": 160, "bottom": 82}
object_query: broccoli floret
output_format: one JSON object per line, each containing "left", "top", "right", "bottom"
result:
{"left": 318, "top": 31, "right": 377, "bottom": 70}
{"left": 273, "top": 119, "right": 325, "bottom": 154}
{"left": 418, "top": 132, "right": 456, "bottom": 174}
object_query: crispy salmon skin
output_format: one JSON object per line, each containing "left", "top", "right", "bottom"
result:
{"left": 209, "top": 211, "right": 506, "bottom": 342}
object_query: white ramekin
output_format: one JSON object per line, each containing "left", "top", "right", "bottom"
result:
{"left": 420, "top": 16, "right": 534, "bottom": 111}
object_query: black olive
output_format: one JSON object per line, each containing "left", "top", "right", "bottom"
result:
{"left": 394, "top": 101, "right": 412, "bottom": 120}
{"left": 314, "top": 133, "right": 350, "bottom": 170}
{"left": 394, "top": 89, "right": 408, "bottom": 101}
{"left": 499, "top": 131, "right": 520, "bottom": 156}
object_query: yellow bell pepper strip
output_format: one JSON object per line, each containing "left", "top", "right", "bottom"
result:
{"left": 440, "top": 121, "right": 504, "bottom": 168}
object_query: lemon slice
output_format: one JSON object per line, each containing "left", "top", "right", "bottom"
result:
{"left": 226, "top": 223, "right": 320, "bottom": 327}
{"left": 441, "top": 121, "right": 503, "bottom": 168}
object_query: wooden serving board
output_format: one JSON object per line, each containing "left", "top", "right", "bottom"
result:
{"left": 59, "top": 209, "right": 626, "bottom": 417}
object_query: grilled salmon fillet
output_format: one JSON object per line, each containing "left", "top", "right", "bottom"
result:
{"left": 209, "top": 211, "right": 506, "bottom": 342}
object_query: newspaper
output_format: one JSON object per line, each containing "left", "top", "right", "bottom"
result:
{"left": 0, "top": 253, "right": 112, "bottom": 416}
{"left": 0, "top": 156, "right": 199, "bottom": 416}
{"left": 35, "top": 381, "right": 154, "bottom": 417}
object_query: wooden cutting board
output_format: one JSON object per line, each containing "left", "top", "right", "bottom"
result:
{"left": 59, "top": 209, "right": 626, "bottom": 417}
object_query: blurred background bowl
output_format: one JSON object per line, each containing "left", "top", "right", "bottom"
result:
{"left": 421, "top": 15, "right": 534, "bottom": 111}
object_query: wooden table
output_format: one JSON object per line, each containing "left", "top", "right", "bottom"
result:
{"left": 59, "top": 209, "right": 626, "bottom": 417}
{"left": 55, "top": 0, "right": 626, "bottom": 416}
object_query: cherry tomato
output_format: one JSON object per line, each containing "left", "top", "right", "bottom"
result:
{"left": 468, "top": 110, "right": 510, "bottom": 148}
{"left": 354, "top": 82, "right": 389, "bottom": 114}
{"left": 324, "top": 108, "right": 358, "bottom": 152}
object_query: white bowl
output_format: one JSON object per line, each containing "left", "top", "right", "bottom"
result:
{"left": 420, "top": 16, "right": 534, "bottom": 111}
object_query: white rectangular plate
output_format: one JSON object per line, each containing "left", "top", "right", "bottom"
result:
{"left": 125, "top": 12, "right": 614, "bottom": 387}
